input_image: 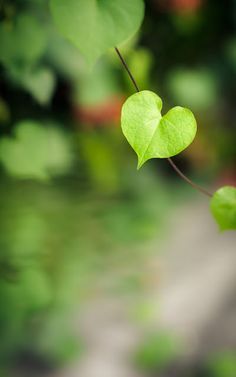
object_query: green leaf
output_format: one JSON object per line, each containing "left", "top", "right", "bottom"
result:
{"left": 50, "top": 0, "right": 145, "bottom": 66}
{"left": 0, "top": 121, "right": 72, "bottom": 180}
{"left": 0, "top": 13, "right": 46, "bottom": 68}
{"left": 210, "top": 186, "right": 236, "bottom": 230}
{"left": 7, "top": 65, "right": 56, "bottom": 105}
{"left": 167, "top": 68, "right": 218, "bottom": 111}
{"left": 207, "top": 352, "right": 236, "bottom": 377}
{"left": 134, "top": 332, "right": 179, "bottom": 372}
{"left": 121, "top": 90, "right": 197, "bottom": 168}
{"left": 19, "top": 67, "right": 56, "bottom": 105}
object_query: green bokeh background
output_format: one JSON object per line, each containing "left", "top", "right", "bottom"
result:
{"left": 0, "top": 0, "right": 235, "bottom": 376}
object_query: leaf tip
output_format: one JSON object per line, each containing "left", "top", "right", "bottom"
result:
{"left": 137, "top": 157, "right": 145, "bottom": 170}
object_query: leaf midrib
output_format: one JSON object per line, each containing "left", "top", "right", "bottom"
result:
{"left": 138, "top": 114, "right": 162, "bottom": 166}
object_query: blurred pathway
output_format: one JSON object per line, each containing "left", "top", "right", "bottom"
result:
{"left": 47, "top": 198, "right": 236, "bottom": 377}
{"left": 48, "top": 298, "right": 144, "bottom": 377}
{"left": 157, "top": 199, "right": 236, "bottom": 357}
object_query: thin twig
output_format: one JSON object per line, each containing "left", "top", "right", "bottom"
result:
{"left": 115, "top": 47, "right": 140, "bottom": 93}
{"left": 167, "top": 158, "right": 212, "bottom": 197}
{"left": 115, "top": 46, "right": 213, "bottom": 198}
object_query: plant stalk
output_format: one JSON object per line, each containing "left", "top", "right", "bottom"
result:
{"left": 115, "top": 46, "right": 213, "bottom": 198}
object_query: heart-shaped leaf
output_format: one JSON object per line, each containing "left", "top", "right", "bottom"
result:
{"left": 50, "top": 0, "right": 145, "bottom": 66}
{"left": 121, "top": 90, "right": 197, "bottom": 168}
{"left": 210, "top": 186, "right": 236, "bottom": 230}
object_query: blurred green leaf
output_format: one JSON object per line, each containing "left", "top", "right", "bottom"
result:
{"left": 0, "top": 121, "right": 73, "bottom": 180}
{"left": 8, "top": 65, "right": 56, "bottom": 105}
{"left": 167, "top": 68, "right": 218, "bottom": 110}
{"left": 210, "top": 186, "right": 236, "bottom": 230}
{"left": 121, "top": 90, "right": 197, "bottom": 168}
{"left": 207, "top": 352, "right": 236, "bottom": 377}
{"left": 0, "top": 13, "right": 46, "bottom": 69}
{"left": 20, "top": 67, "right": 56, "bottom": 105}
{"left": 50, "top": 0, "right": 145, "bottom": 66}
{"left": 134, "top": 332, "right": 179, "bottom": 372}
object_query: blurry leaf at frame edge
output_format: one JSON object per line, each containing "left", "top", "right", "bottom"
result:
{"left": 206, "top": 352, "right": 236, "bottom": 377}
{"left": 50, "top": 0, "right": 145, "bottom": 66}
{"left": 121, "top": 90, "right": 197, "bottom": 168}
{"left": 210, "top": 186, "right": 236, "bottom": 231}
{"left": 0, "top": 121, "right": 73, "bottom": 180}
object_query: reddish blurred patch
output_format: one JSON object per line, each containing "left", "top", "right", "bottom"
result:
{"left": 73, "top": 96, "right": 125, "bottom": 127}
{"left": 155, "top": 0, "right": 203, "bottom": 12}
{"left": 216, "top": 167, "right": 236, "bottom": 187}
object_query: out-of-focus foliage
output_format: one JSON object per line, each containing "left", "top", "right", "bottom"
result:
{"left": 0, "top": 173, "right": 173, "bottom": 369}
{"left": 0, "top": 121, "right": 72, "bottom": 180}
{"left": 167, "top": 68, "right": 218, "bottom": 111}
{"left": 50, "top": 0, "right": 145, "bottom": 66}
{"left": 134, "top": 332, "right": 179, "bottom": 372}
{"left": 0, "top": 13, "right": 46, "bottom": 68}
{"left": 207, "top": 352, "right": 236, "bottom": 377}
{"left": 211, "top": 186, "right": 236, "bottom": 231}
{"left": 0, "top": 0, "right": 167, "bottom": 370}
{"left": 14, "top": 67, "right": 56, "bottom": 105}
{"left": 0, "top": 0, "right": 235, "bottom": 374}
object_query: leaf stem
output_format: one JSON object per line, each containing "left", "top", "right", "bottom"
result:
{"left": 115, "top": 47, "right": 140, "bottom": 92}
{"left": 115, "top": 46, "right": 213, "bottom": 198}
{"left": 167, "top": 158, "right": 212, "bottom": 197}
